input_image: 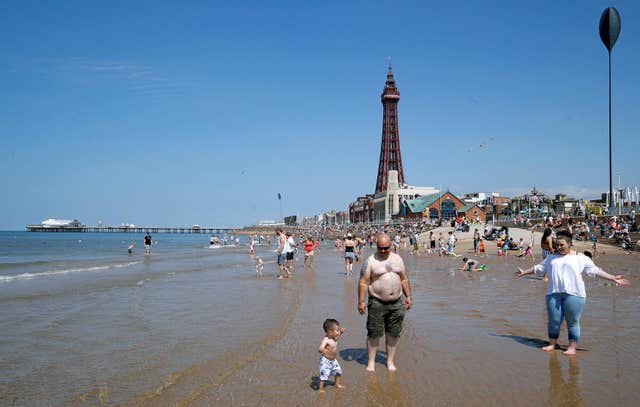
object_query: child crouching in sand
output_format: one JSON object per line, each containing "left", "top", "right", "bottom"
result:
{"left": 318, "top": 318, "right": 345, "bottom": 392}
{"left": 461, "top": 257, "right": 487, "bottom": 272}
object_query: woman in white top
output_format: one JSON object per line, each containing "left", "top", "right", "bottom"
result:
{"left": 516, "top": 230, "right": 629, "bottom": 355}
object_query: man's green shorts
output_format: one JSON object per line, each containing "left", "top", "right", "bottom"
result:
{"left": 366, "top": 297, "right": 405, "bottom": 338}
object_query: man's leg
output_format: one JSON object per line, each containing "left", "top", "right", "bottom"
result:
{"left": 366, "top": 337, "right": 379, "bottom": 372}
{"left": 385, "top": 335, "right": 399, "bottom": 371}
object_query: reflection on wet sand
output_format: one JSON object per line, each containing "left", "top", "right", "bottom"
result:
{"left": 549, "top": 353, "right": 582, "bottom": 407}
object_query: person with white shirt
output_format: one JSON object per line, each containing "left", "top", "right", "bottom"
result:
{"left": 516, "top": 230, "right": 629, "bottom": 355}
{"left": 284, "top": 232, "right": 297, "bottom": 274}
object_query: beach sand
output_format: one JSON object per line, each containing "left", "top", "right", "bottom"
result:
{"left": 122, "top": 227, "right": 639, "bottom": 406}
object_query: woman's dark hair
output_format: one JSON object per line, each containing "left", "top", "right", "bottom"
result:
{"left": 540, "top": 227, "right": 553, "bottom": 246}
{"left": 555, "top": 230, "right": 573, "bottom": 244}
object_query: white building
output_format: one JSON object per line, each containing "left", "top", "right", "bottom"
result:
{"left": 373, "top": 170, "right": 439, "bottom": 222}
{"left": 41, "top": 218, "right": 80, "bottom": 227}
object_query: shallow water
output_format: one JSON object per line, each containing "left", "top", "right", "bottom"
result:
{"left": 1, "top": 233, "right": 639, "bottom": 406}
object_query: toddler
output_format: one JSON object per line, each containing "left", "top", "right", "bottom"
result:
{"left": 318, "top": 318, "right": 345, "bottom": 392}
{"left": 255, "top": 256, "right": 263, "bottom": 277}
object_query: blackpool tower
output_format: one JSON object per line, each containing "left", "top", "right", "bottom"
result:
{"left": 375, "top": 65, "right": 405, "bottom": 194}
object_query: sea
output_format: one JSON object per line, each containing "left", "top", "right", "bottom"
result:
{"left": 0, "top": 231, "right": 291, "bottom": 406}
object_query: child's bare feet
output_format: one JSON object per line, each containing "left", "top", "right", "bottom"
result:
{"left": 542, "top": 344, "right": 556, "bottom": 352}
{"left": 387, "top": 362, "right": 397, "bottom": 371}
{"left": 366, "top": 364, "right": 375, "bottom": 372}
{"left": 336, "top": 383, "right": 346, "bottom": 389}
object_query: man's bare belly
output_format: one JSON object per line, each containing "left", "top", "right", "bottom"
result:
{"left": 369, "top": 272, "right": 402, "bottom": 302}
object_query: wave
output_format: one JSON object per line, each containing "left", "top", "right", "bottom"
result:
{"left": 0, "top": 261, "right": 142, "bottom": 283}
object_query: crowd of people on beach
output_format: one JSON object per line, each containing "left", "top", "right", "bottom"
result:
{"left": 269, "top": 215, "right": 632, "bottom": 392}
{"left": 125, "top": 213, "right": 634, "bottom": 394}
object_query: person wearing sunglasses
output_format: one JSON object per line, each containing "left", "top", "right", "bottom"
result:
{"left": 357, "top": 233, "right": 412, "bottom": 372}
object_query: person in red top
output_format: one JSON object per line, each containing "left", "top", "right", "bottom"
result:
{"left": 304, "top": 236, "right": 315, "bottom": 269}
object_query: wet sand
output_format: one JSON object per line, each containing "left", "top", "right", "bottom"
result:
{"left": 121, "top": 229, "right": 639, "bottom": 406}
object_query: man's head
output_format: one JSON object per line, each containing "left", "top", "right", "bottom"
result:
{"left": 376, "top": 233, "right": 392, "bottom": 259}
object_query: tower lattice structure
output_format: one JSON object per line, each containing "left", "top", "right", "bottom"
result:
{"left": 375, "top": 65, "right": 405, "bottom": 194}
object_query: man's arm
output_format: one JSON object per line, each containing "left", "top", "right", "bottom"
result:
{"left": 398, "top": 271, "right": 412, "bottom": 309}
{"left": 358, "top": 259, "right": 370, "bottom": 315}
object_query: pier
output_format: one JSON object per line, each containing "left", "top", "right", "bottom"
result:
{"left": 26, "top": 225, "right": 240, "bottom": 234}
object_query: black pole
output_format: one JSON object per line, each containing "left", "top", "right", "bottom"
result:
{"left": 608, "top": 51, "right": 615, "bottom": 214}
{"left": 599, "top": 7, "right": 621, "bottom": 215}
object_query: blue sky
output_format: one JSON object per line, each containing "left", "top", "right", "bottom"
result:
{"left": 2, "top": 1, "right": 639, "bottom": 228}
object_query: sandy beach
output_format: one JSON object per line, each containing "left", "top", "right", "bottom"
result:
{"left": 2, "top": 229, "right": 637, "bottom": 406}
{"left": 124, "top": 228, "right": 638, "bottom": 406}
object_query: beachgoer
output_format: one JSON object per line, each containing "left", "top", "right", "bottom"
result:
{"left": 393, "top": 234, "right": 401, "bottom": 253}
{"left": 303, "top": 236, "right": 315, "bottom": 268}
{"left": 429, "top": 231, "right": 436, "bottom": 254}
{"left": 541, "top": 227, "right": 554, "bottom": 259}
{"left": 473, "top": 228, "right": 480, "bottom": 256}
{"left": 249, "top": 239, "right": 254, "bottom": 255}
{"left": 516, "top": 230, "right": 630, "bottom": 355}
{"left": 317, "top": 318, "right": 346, "bottom": 392}
{"left": 128, "top": 242, "right": 135, "bottom": 256}
{"left": 358, "top": 233, "right": 412, "bottom": 371}
{"left": 461, "top": 257, "right": 487, "bottom": 272}
{"left": 276, "top": 229, "right": 288, "bottom": 279}
{"left": 344, "top": 233, "right": 356, "bottom": 276}
{"left": 285, "top": 232, "right": 296, "bottom": 274}
{"left": 479, "top": 238, "right": 486, "bottom": 257}
{"left": 438, "top": 234, "right": 446, "bottom": 256}
{"left": 255, "top": 256, "right": 264, "bottom": 277}
{"left": 144, "top": 233, "right": 152, "bottom": 255}
{"left": 447, "top": 231, "right": 457, "bottom": 255}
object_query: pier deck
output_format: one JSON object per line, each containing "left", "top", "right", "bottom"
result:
{"left": 26, "top": 225, "right": 239, "bottom": 233}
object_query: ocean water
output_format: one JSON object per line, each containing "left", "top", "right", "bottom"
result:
{"left": 0, "top": 231, "right": 291, "bottom": 406}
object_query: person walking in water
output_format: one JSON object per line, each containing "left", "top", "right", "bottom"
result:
{"left": 358, "top": 233, "right": 412, "bottom": 371}
{"left": 343, "top": 233, "right": 356, "bottom": 276}
{"left": 144, "top": 233, "right": 152, "bottom": 256}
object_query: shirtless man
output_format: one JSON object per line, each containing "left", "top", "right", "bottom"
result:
{"left": 358, "top": 233, "right": 412, "bottom": 372}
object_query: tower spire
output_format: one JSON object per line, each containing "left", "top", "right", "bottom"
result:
{"left": 375, "top": 66, "right": 405, "bottom": 193}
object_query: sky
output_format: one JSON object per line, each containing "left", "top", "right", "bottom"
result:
{"left": 2, "top": 1, "right": 640, "bottom": 229}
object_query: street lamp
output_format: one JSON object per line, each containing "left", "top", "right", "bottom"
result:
{"left": 599, "top": 7, "right": 621, "bottom": 215}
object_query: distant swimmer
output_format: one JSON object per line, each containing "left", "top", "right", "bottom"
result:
{"left": 128, "top": 242, "right": 136, "bottom": 256}
{"left": 210, "top": 235, "right": 219, "bottom": 246}
{"left": 144, "top": 233, "right": 152, "bottom": 256}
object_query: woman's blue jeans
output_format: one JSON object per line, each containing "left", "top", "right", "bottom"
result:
{"left": 546, "top": 293, "right": 586, "bottom": 342}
